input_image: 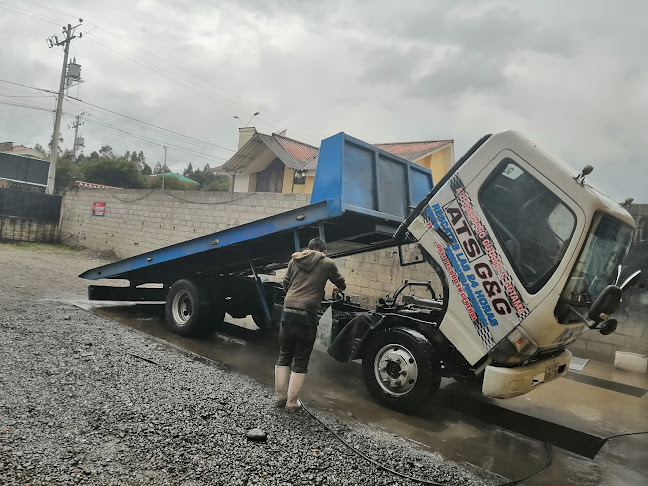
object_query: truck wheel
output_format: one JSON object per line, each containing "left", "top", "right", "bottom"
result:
{"left": 362, "top": 327, "right": 440, "bottom": 413}
{"left": 165, "top": 279, "right": 224, "bottom": 337}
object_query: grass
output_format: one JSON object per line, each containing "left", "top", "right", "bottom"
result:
{"left": 0, "top": 241, "right": 79, "bottom": 253}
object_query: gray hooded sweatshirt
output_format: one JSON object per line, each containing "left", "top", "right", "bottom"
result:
{"left": 282, "top": 250, "right": 346, "bottom": 314}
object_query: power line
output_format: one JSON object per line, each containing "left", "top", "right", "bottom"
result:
{"left": 0, "top": 100, "right": 55, "bottom": 112}
{"left": 0, "top": 111, "right": 51, "bottom": 121}
{"left": 0, "top": 93, "right": 53, "bottom": 98}
{"left": 12, "top": 0, "right": 325, "bottom": 143}
{"left": 67, "top": 101, "right": 230, "bottom": 163}
{"left": 0, "top": 79, "right": 235, "bottom": 155}
{"left": 18, "top": 0, "right": 76, "bottom": 20}
{"left": 0, "top": 2, "right": 62, "bottom": 26}
{"left": 83, "top": 34, "right": 322, "bottom": 145}
{"left": 66, "top": 94, "right": 236, "bottom": 152}
{"left": 0, "top": 79, "right": 56, "bottom": 94}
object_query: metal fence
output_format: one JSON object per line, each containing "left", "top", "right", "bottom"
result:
{"left": 0, "top": 189, "right": 62, "bottom": 243}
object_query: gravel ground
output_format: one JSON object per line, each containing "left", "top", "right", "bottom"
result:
{"left": 0, "top": 243, "right": 502, "bottom": 485}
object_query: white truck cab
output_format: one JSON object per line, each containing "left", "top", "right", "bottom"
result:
{"left": 406, "top": 131, "right": 635, "bottom": 399}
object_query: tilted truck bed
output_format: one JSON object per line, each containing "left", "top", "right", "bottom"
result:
{"left": 80, "top": 133, "right": 434, "bottom": 288}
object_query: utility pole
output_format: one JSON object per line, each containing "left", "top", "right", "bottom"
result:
{"left": 71, "top": 113, "right": 84, "bottom": 158}
{"left": 162, "top": 146, "right": 168, "bottom": 190}
{"left": 45, "top": 20, "right": 83, "bottom": 194}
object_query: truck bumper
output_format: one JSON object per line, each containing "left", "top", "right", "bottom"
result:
{"left": 482, "top": 350, "right": 571, "bottom": 399}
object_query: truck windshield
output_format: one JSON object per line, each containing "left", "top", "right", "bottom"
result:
{"left": 480, "top": 159, "right": 576, "bottom": 293}
{"left": 561, "top": 213, "right": 634, "bottom": 306}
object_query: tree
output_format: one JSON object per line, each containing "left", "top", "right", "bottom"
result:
{"left": 141, "top": 161, "right": 152, "bottom": 176}
{"left": 32, "top": 143, "right": 47, "bottom": 158}
{"left": 153, "top": 162, "right": 164, "bottom": 174}
{"left": 99, "top": 145, "right": 114, "bottom": 159}
{"left": 203, "top": 175, "right": 229, "bottom": 192}
{"left": 147, "top": 175, "right": 198, "bottom": 191}
{"left": 183, "top": 162, "right": 193, "bottom": 177}
{"left": 48, "top": 134, "right": 64, "bottom": 155}
{"left": 55, "top": 153, "right": 81, "bottom": 193}
{"left": 81, "top": 157, "right": 146, "bottom": 188}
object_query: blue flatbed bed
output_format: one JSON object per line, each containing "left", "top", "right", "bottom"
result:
{"left": 80, "top": 133, "right": 433, "bottom": 289}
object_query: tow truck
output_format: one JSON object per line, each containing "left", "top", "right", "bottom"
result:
{"left": 81, "top": 131, "right": 639, "bottom": 412}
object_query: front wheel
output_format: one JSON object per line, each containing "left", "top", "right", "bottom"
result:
{"left": 362, "top": 327, "right": 440, "bottom": 413}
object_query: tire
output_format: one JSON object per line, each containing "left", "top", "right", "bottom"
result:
{"left": 362, "top": 327, "right": 441, "bottom": 413}
{"left": 165, "top": 279, "right": 224, "bottom": 337}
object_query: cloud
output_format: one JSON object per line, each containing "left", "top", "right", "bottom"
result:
{"left": 0, "top": 0, "right": 646, "bottom": 201}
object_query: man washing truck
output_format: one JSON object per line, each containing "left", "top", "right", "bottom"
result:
{"left": 275, "top": 237, "right": 346, "bottom": 412}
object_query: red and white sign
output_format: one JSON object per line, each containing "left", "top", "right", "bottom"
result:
{"left": 92, "top": 202, "right": 106, "bottom": 216}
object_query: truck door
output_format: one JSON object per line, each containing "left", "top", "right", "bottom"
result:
{"left": 410, "top": 132, "right": 584, "bottom": 366}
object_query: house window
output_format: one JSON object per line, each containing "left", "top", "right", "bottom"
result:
{"left": 293, "top": 171, "right": 306, "bottom": 185}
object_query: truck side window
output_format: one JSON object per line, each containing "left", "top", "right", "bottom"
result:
{"left": 479, "top": 159, "right": 576, "bottom": 293}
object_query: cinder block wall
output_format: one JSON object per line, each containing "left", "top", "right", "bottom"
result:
{"left": 60, "top": 189, "right": 309, "bottom": 256}
{"left": 63, "top": 189, "right": 648, "bottom": 362}
{"left": 60, "top": 189, "right": 441, "bottom": 306}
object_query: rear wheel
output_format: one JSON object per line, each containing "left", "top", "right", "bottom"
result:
{"left": 165, "top": 279, "right": 224, "bottom": 337}
{"left": 362, "top": 327, "right": 440, "bottom": 413}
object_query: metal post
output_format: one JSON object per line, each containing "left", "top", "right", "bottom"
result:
{"left": 162, "top": 146, "right": 167, "bottom": 190}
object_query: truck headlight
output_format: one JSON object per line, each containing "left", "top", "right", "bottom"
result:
{"left": 489, "top": 328, "right": 538, "bottom": 366}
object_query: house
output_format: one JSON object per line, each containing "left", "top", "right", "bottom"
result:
{"left": 0, "top": 142, "right": 46, "bottom": 160}
{"left": 220, "top": 128, "right": 454, "bottom": 194}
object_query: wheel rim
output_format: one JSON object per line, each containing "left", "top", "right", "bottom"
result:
{"left": 171, "top": 290, "right": 193, "bottom": 327}
{"left": 374, "top": 343, "right": 418, "bottom": 396}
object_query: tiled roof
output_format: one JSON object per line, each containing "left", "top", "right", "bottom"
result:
{"left": 221, "top": 131, "right": 319, "bottom": 172}
{"left": 261, "top": 133, "right": 319, "bottom": 170}
{"left": 221, "top": 131, "right": 452, "bottom": 173}
{"left": 375, "top": 140, "right": 453, "bottom": 161}
{"left": 74, "top": 180, "right": 121, "bottom": 189}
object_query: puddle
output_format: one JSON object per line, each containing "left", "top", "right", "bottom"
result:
{"left": 72, "top": 301, "right": 639, "bottom": 484}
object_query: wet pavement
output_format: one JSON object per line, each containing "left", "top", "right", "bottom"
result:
{"left": 77, "top": 301, "right": 648, "bottom": 486}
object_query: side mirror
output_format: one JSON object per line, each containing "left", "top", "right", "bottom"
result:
{"left": 587, "top": 285, "right": 622, "bottom": 321}
{"left": 620, "top": 270, "right": 642, "bottom": 293}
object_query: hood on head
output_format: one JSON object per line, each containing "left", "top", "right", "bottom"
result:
{"left": 291, "top": 249, "right": 325, "bottom": 272}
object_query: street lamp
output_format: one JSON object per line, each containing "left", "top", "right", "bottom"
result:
{"left": 233, "top": 112, "right": 260, "bottom": 127}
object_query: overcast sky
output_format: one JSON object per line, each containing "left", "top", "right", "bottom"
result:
{"left": 0, "top": 0, "right": 646, "bottom": 201}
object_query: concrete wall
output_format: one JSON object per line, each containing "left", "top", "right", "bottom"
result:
{"left": 59, "top": 188, "right": 441, "bottom": 306}
{"left": 60, "top": 188, "right": 310, "bottom": 258}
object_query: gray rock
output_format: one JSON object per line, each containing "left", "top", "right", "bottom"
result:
{"left": 245, "top": 428, "right": 268, "bottom": 442}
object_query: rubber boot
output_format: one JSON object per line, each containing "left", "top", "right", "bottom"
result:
{"left": 285, "top": 372, "right": 306, "bottom": 413}
{"left": 274, "top": 366, "right": 291, "bottom": 408}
